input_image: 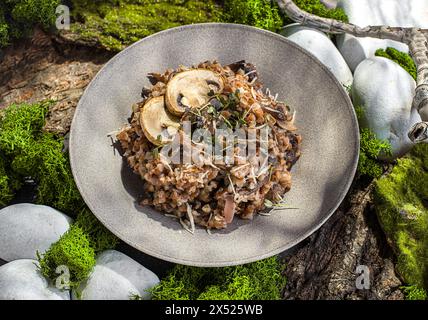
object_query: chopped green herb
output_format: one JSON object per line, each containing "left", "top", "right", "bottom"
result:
{"left": 207, "top": 106, "right": 215, "bottom": 114}
{"left": 220, "top": 115, "right": 233, "bottom": 129}
{"left": 152, "top": 146, "right": 160, "bottom": 158}
{"left": 264, "top": 199, "right": 298, "bottom": 209}
{"left": 264, "top": 199, "right": 274, "bottom": 207}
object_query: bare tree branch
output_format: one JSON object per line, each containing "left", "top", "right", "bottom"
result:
{"left": 276, "top": 0, "right": 428, "bottom": 143}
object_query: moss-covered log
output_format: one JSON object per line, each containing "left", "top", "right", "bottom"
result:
{"left": 374, "top": 144, "right": 428, "bottom": 291}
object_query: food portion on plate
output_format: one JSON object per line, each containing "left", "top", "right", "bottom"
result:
{"left": 116, "top": 60, "right": 301, "bottom": 232}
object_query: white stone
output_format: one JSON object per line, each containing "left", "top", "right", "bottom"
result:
{"left": 0, "top": 203, "right": 73, "bottom": 262}
{"left": 0, "top": 259, "right": 70, "bottom": 300}
{"left": 72, "top": 250, "right": 160, "bottom": 300}
{"left": 320, "top": 0, "right": 337, "bottom": 9}
{"left": 336, "top": 0, "right": 428, "bottom": 71}
{"left": 281, "top": 23, "right": 353, "bottom": 88}
{"left": 352, "top": 57, "right": 421, "bottom": 159}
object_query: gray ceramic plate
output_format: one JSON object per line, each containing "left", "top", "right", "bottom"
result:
{"left": 70, "top": 23, "right": 359, "bottom": 267}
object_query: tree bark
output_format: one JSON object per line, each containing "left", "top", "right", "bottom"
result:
{"left": 281, "top": 180, "right": 404, "bottom": 300}
{"left": 0, "top": 28, "right": 112, "bottom": 134}
{"left": 276, "top": 0, "right": 428, "bottom": 143}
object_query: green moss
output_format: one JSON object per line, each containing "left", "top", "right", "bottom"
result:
{"left": 401, "top": 285, "right": 427, "bottom": 300}
{"left": 70, "top": 0, "right": 223, "bottom": 51}
{"left": 35, "top": 136, "right": 82, "bottom": 212}
{"left": 12, "top": 132, "right": 82, "bottom": 213}
{"left": 0, "top": 101, "right": 83, "bottom": 214}
{"left": 358, "top": 128, "right": 391, "bottom": 178}
{"left": 38, "top": 209, "right": 119, "bottom": 286}
{"left": 0, "top": 0, "right": 60, "bottom": 47}
{"left": 75, "top": 208, "right": 119, "bottom": 253}
{"left": 0, "top": 101, "right": 50, "bottom": 155}
{"left": 38, "top": 224, "right": 96, "bottom": 287}
{"left": 0, "top": 100, "right": 118, "bottom": 286}
{"left": 38, "top": 208, "right": 119, "bottom": 286}
{"left": 0, "top": 0, "right": 348, "bottom": 49}
{"left": 151, "top": 257, "right": 286, "bottom": 300}
{"left": 353, "top": 106, "right": 391, "bottom": 178}
{"left": 284, "top": 0, "right": 348, "bottom": 24}
{"left": 0, "top": 155, "right": 14, "bottom": 207}
{"left": 374, "top": 144, "right": 428, "bottom": 289}
{"left": 0, "top": 7, "right": 9, "bottom": 47}
{"left": 11, "top": 0, "right": 59, "bottom": 29}
{"left": 0, "top": 102, "right": 50, "bottom": 207}
{"left": 375, "top": 47, "right": 417, "bottom": 81}
{"left": 223, "top": 0, "right": 284, "bottom": 32}
{"left": 198, "top": 275, "right": 254, "bottom": 300}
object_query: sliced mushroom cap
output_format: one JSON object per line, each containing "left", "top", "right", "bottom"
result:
{"left": 165, "top": 69, "right": 224, "bottom": 116}
{"left": 140, "top": 96, "right": 180, "bottom": 146}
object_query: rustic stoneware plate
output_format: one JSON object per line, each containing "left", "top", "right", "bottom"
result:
{"left": 70, "top": 23, "right": 359, "bottom": 267}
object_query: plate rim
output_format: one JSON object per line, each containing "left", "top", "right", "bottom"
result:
{"left": 69, "top": 22, "right": 360, "bottom": 266}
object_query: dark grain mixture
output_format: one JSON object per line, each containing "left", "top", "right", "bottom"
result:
{"left": 117, "top": 60, "right": 301, "bottom": 232}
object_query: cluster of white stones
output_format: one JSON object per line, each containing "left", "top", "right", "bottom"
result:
{"left": 281, "top": 0, "right": 428, "bottom": 159}
{"left": 0, "top": 204, "right": 159, "bottom": 300}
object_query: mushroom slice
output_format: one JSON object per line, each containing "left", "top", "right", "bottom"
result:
{"left": 140, "top": 96, "right": 180, "bottom": 146}
{"left": 165, "top": 69, "right": 224, "bottom": 116}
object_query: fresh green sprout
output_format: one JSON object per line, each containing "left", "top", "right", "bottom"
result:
{"left": 264, "top": 199, "right": 299, "bottom": 209}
